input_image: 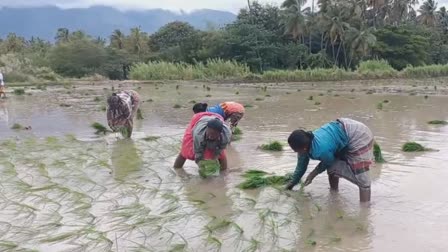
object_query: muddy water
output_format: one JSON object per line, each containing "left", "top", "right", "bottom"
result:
{"left": 1, "top": 82, "right": 448, "bottom": 251}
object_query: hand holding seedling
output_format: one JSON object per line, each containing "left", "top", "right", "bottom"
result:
{"left": 304, "top": 169, "right": 319, "bottom": 186}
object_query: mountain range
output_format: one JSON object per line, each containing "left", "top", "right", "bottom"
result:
{"left": 0, "top": 6, "right": 236, "bottom": 41}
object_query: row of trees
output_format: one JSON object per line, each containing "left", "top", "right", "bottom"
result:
{"left": 1, "top": 0, "right": 448, "bottom": 80}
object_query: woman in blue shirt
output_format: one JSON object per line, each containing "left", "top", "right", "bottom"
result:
{"left": 286, "top": 118, "right": 374, "bottom": 202}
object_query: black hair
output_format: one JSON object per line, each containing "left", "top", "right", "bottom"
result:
{"left": 192, "top": 103, "right": 208, "bottom": 114}
{"left": 288, "top": 130, "right": 314, "bottom": 151}
{"left": 207, "top": 118, "right": 223, "bottom": 132}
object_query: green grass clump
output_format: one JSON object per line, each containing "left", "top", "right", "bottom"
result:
{"left": 136, "top": 108, "right": 144, "bottom": 120}
{"left": 129, "top": 59, "right": 250, "bottom": 81}
{"left": 238, "top": 169, "right": 292, "bottom": 189}
{"left": 233, "top": 127, "right": 243, "bottom": 135}
{"left": 402, "top": 142, "right": 426, "bottom": 152}
{"left": 11, "top": 123, "right": 23, "bottom": 130}
{"left": 143, "top": 136, "right": 160, "bottom": 141}
{"left": 173, "top": 104, "right": 182, "bottom": 109}
{"left": 91, "top": 122, "right": 109, "bottom": 135}
{"left": 255, "top": 97, "right": 264, "bottom": 101}
{"left": 428, "top": 120, "right": 448, "bottom": 125}
{"left": 374, "top": 142, "right": 385, "bottom": 163}
{"left": 356, "top": 59, "right": 397, "bottom": 78}
{"left": 260, "top": 141, "right": 283, "bottom": 151}
{"left": 307, "top": 96, "right": 313, "bottom": 101}
{"left": 13, "top": 88, "right": 25, "bottom": 95}
{"left": 377, "top": 102, "right": 383, "bottom": 110}
{"left": 198, "top": 160, "right": 221, "bottom": 178}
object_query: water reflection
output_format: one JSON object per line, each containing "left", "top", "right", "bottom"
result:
{"left": 111, "top": 139, "right": 143, "bottom": 180}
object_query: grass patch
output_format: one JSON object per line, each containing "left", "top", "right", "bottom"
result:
{"left": 374, "top": 142, "right": 386, "bottom": 163}
{"left": 13, "top": 88, "right": 25, "bottom": 95}
{"left": 143, "top": 136, "right": 160, "bottom": 141}
{"left": 377, "top": 102, "right": 383, "bottom": 110}
{"left": 428, "top": 120, "right": 448, "bottom": 125}
{"left": 91, "top": 122, "right": 109, "bottom": 135}
{"left": 198, "top": 160, "right": 220, "bottom": 178}
{"left": 173, "top": 104, "right": 182, "bottom": 109}
{"left": 402, "top": 142, "right": 427, "bottom": 152}
{"left": 11, "top": 123, "right": 23, "bottom": 130}
{"left": 136, "top": 108, "right": 144, "bottom": 120}
{"left": 259, "top": 141, "right": 283, "bottom": 151}
{"left": 238, "top": 169, "right": 292, "bottom": 189}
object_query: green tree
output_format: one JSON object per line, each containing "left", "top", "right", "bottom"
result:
{"left": 49, "top": 38, "right": 107, "bottom": 77}
{"left": 110, "top": 29, "right": 126, "bottom": 50}
{"left": 0, "top": 33, "right": 26, "bottom": 53}
{"left": 372, "top": 26, "right": 430, "bottom": 69}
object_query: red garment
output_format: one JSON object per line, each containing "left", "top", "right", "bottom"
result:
{"left": 180, "top": 112, "right": 227, "bottom": 161}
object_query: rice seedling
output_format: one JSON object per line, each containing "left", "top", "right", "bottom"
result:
{"left": 424, "top": 95, "right": 429, "bottom": 99}
{"left": 206, "top": 218, "right": 233, "bottom": 232}
{"left": 351, "top": 88, "right": 355, "bottom": 92}
{"left": 297, "top": 89, "right": 301, "bottom": 92}
{"left": 176, "top": 84, "right": 180, "bottom": 90}
{"left": 173, "top": 104, "right": 182, "bottom": 109}
{"left": 286, "top": 92, "right": 291, "bottom": 94}
{"left": 93, "top": 96, "right": 101, "bottom": 102}
{"left": 374, "top": 142, "right": 386, "bottom": 163}
{"left": 136, "top": 108, "right": 144, "bottom": 120}
{"left": 189, "top": 100, "right": 197, "bottom": 104}
{"left": 13, "top": 88, "right": 25, "bottom": 95}
{"left": 383, "top": 99, "right": 390, "bottom": 103}
{"left": 91, "top": 122, "right": 110, "bottom": 135}
{"left": 255, "top": 97, "right": 264, "bottom": 101}
{"left": 143, "top": 136, "right": 160, "bottom": 141}
{"left": 101, "top": 106, "right": 107, "bottom": 111}
{"left": 366, "top": 90, "right": 374, "bottom": 95}
{"left": 59, "top": 103, "right": 71, "bottom": 107}
{"left": 330, "top": 236, "right": 342, "bottom": 243}
{"left": 314, "top": 102, "right": 321, "bottom": 105}
{"left": 307, "top": 96, "right": 313, "bottom": 101}
{"left": 233, "top": 127, "right": 243, "bottom": 135}
{"left": 207, "top": 236, "right": 222, "bottom": 249}
{"left": 198, "top": 160, "right": 220, "bottom": 178}
{"left": 402, "top": 142, "right": 427, "bottom": 152}
{"left": 259, "top": 141, "right": 283, "bottom": 151}
{"left": 334, "top": 94, "right": 340, "bottom": 97}
{"left": 169, "top": 243, "right": 186, "bottom": 251}
{"left": 206, "top": 86, "right": 211, "bottom": 91}
{"left": 244, "top": 104, "right": 253, "bottom": 108}
{"left": 146, "top": 99, "right": 153, "bottom": 102}
{"left": 306, "top": 239, "right": 317, "bottom": 246}
{"left": 265, "top": 94, "right": 271, "bottom": 97}
{"left": 318, "top": 93, "right": 324, "bottom": 96}
{"left": 428, "top": 120, "right": 448, "bottom": 125}
{"left": 11, "top": 123, "right": 23, "bottom": 130}
{"left": 235, "top": 91, "right": 240, "bottom": 95}
{"left": 237, "top": 169, "right": 292, "bottom": 189}
{"left": 263, "top": 86, "right": 268, "bottom": 92}
{"left": 206, "top": 94, "right": 212, "bottom": 97}
{"left": 376, "top": 102, "right": 383, "bottom": 110}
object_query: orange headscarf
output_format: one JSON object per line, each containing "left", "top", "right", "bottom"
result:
{"left": 221, "top": 102, "right": 245, "bottom": 116}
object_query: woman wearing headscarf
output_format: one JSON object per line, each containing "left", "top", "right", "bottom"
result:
{"left": 174, "top": 112, "right": 232, "bottom": 171}
{"left": 286, "top": 118, "right": 374, "bottom": 202}
{"left": 192, "top": 102, "right": 245, "bottom": 130}
{"left": 106, "top": 90, "right": 140, "bottom": 138}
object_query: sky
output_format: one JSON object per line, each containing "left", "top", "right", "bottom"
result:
{"left": 0, "top": 0, "right": 287, "bottom": 13}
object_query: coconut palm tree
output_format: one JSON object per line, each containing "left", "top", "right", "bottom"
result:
{"left": 437, "top": 7, "right": 448, "bottom": 31}
{"left": 418, "top": 0, "right": 438, "bottom": 26}
{"left": 281, "top": 0, "right": 310, "bottom": 44}
{"left": 346, "top": 26, "right": 377, "bottom": 67}
{"left": 110, "top": 29, "right": 125, "bottom": 50}
{"left": 128, "top": 27, "right": 149, "bottom": 56}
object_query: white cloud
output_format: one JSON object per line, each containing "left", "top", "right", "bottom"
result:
{"left": 0, "top": 0, "right": 286, "bottom": 12}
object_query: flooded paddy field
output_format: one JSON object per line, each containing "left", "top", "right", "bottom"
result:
{"left": 1, "top": 80, "right": 448, "bottom": 251}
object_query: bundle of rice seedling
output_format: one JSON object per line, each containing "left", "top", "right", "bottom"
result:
{"left": 91, "top": 122, "right": 109, "bottom": 135}
{"left": 373, "top": 142, "right": 386, "bottom": 163}
{"left": 238, "top": 169, "right": 292, "bottom": 189}
{"left": 136, "top": 108, "right": 144, "bottom": 120}
{"left": 428, "top": 120, "right": 448, "bottom": 125}
{"left": 259, "top": 141, "right": 283, "bottom": 151}
{"left": 402, "top": 142, "right": 427, "bottom": 152}
{"left": 198, "top": 160, "right": 221, "bottom": 178}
